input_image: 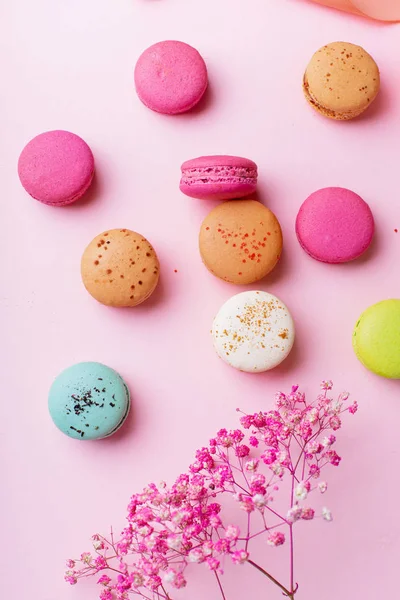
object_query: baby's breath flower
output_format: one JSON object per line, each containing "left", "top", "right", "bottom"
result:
{"left": 67, "top": 381, "right": 355, "bottom": 600}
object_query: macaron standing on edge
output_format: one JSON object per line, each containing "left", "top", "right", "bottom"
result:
{"left": 212, "top": 291, "right": 295, "bottom": 372}
{"left": 303, "top": 41, "right": 380, "bottom": 120}
{"left": 18, "top": 130, "right": 95, "bottom": 206}
{"left": 199, "top": 200, "right": 283, "bottom": 284}
{"left": 48, "top": 362, "right": 131, "bottom": 440}
{"left": 81, "top": 229, "right": 160, "bottom": 307}
{"left": 134, "top": 40, "right": 208, "bottom": 115}
{"left": 353, "top": 300, "right": 400, "bottom": 379}
{"left": 180, "top": 156, "right": 258, "bottom": 200}
{"left": 296, "top": 187, "right": 374, "bottom": 263}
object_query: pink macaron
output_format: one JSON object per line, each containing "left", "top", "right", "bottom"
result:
{"left": 134, "top": 40, "right": 208, "bottom": 115}
{"left": 180, "top": 155, "right": 258, "bottom": 200}
{"left": 18, "top": 130, "right": 95, "bottom": 207}
{"left": 296, "top": 187, "right": 374, "bottom": 264}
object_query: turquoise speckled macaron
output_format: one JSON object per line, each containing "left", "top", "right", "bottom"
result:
{"left": 48, "top": 362, "right": 130, "bottom": 440}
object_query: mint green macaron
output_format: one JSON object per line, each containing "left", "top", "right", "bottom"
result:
{"left": 48, "top": 362, "right": 130, "bottom": 440}
{"left": 353, "top": 299, "right": 400, "bottom": 379}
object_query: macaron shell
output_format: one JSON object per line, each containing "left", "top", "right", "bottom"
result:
{"left": 296, "top": 187, "right": 374, "bottom": 263}
{"left": 199, "top": 200, "right": 283, "bottom": 284}
{"left": 18, "top": 130, "right": 95, "bottom": 206}
{"left": 212, "top": 291, "right": 295, "bottom": 372}
{"left": 81, "top": 229, "right": 160, "bottom": 307}
{"left": 134, "top": 40, "right": 208, "bottom": 115}
{"left": 180, "top": 155, "right": 258, "bottom": 200}
{"left": 353, "top": 300, "right": 400, "bottom": 379}
{"left": 48, "top": 362, "right": 130, "bottom": 440}
{"left": 303, "top": 42, "right": 380, "bottom": 120}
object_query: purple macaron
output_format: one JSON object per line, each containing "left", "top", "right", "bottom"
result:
{"left": 18, "top": 130, "right": 95, "bottom": 207}
{"left": 296, "top": 187, "right": 374, "bottom": 263}
{"left": 180, "top": 155, "right": 258, "bottom": 200}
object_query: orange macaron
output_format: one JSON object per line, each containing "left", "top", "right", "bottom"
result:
{"left": 81, "top": 229, "right": 160, "bottom": 307}
{"left": 199, "top": 200, "right": 283, "bottom": 285}
{"left": 303, "top": 41, "right": 380, "bottom": 120}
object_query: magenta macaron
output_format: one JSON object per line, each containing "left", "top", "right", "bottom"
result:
{"left": 18, "top": 130, "right": 95, "bottom": 207}
{"left": 134, "top": 40, "right": 208, "bottom": 115}
{"left": 180, "top": 155, "right": 258, "bottom": 200}
{"left": 296, "top": 187, "right": 374, "bottom": 264}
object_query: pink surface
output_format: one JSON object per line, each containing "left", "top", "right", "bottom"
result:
{"left": 1, "top": 2, "right": 400, "bottom": 600}
{"left": 296, "top": 187, "right": 374, "bottom": 263}
{"left": 180, "top": 155, "right": 257, "bottom": 200}
{"left": 18, "top": 130, "right": 95, "bottom": 206}
{"left": 134, "top": 41, "right": 208, "bottom": 115}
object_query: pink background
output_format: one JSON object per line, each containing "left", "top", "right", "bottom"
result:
{"left": 1, "top": 1, "right": 400, "bottom": 598}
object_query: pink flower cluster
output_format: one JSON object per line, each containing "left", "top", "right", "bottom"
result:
{"left": 66, "top": 382, "right": 357, "bottom": 600}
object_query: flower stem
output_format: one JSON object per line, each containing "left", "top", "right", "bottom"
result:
{"left": 247, "top": 559, "right": 293, "bottom": 598}
{"left": 214, "top": 571, "right": 227, "bottom": 600}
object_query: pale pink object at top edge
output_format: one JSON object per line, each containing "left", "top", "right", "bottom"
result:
{"left": 309, "top": 0, "right": 400, "bottom": 21}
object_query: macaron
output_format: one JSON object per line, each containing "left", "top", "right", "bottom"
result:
{"left": 48, "top": 362, "right": 130, "bottom": 440}
{"left": 353, "top": 300, "right": 400, "bottom": 379}
{"left": 180, "top": 156, "right": 258, "bottom": 200}
{"left": 199, "top": 200, "right": 283, "bottom": 284}
{"left": 303, "top": 42, "right": 380, "bottom": 120}
{"left": 18, "top": 130, "right": 94, "bottom": 206}
{"left": 296, "top": 187, "right": 374, "bottom": 263}
{"left": 134, "top": 40, "right": 208, "bottom": 115}
{"left": 212, "top": 291, "right": 295, "bottom": 372}
{"left": 81, "top": 229, "right": 160, "bottom": 307}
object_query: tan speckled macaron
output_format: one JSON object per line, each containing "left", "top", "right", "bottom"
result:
{"left": 81, "top": 229, "right": 159, "bottom": 307}
{"left": 199, "top": 200, "right": 283, "bottom": 285}
{"left": 303, "top": 41, "right": 380, "bottom": 120}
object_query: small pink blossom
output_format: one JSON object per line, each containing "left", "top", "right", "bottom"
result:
{"left": 206, "top": 557, "right": 220, "bottom": 571}
{"left": 330, "top": 415, "right": 342, "bottom": 430}
{"left": 309, "top": 464, "right": 320, "bottom": 478}
{"left": 240, "top": 496, "right": 254, "bottom": 513}
{"left": 295, "top": 483, "right": 308, "bottom": 501}
{"left": 64, "top": 571, "right": 77, "bottom": 585}
{"left": 252, "top": 493, "right": 268, "bottom": 508}
{"left": 301, "top": 508, "right": 315, "bottom": 520}
{"left": 80, "top": 552, "right": 92, "bottom": 565}
{"left": 66, "top": 559, "right": 75, "bottom": 569}
{"left": 225, "top": 525, "right": 240, "bottom": 541}
{"left": 322, "top": 507, "right": 333, "bottom": 522}
{"left": 349, "top": 401, "right": 358, "bottom": 414}
{"left": 97, "top": 574, "right": 111, "bottom": 586}
{"left": 246, "top": 459, "right": 259, "bottom": 472}
{"left": 267, "top": 531, "right": 285, "bottom": 546}
{"left": 318, "top": 481, "right": 328, "bottom": 493}
{"left": 321, "top": 380, "right": 333, "bottom": 390}
{"left": 231, "top": 549, "right": 249, "bottom": 564}
{"left": 287, "top": 506, "right": 303, "bottom": 523}
{"left": 188, "top": 548, "right": 204, "bottom": 563}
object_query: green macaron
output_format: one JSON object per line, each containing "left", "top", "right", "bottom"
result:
{"left": 353, "top": 299, "right": 400, "bottom": 379}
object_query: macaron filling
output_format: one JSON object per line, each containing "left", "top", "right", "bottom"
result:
{"left": 181, "top": 165, "right": 257, "bottom": 186}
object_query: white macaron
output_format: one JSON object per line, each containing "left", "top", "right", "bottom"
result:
{"left": 212, "top": 291, "right": 295, "bottom": 372}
